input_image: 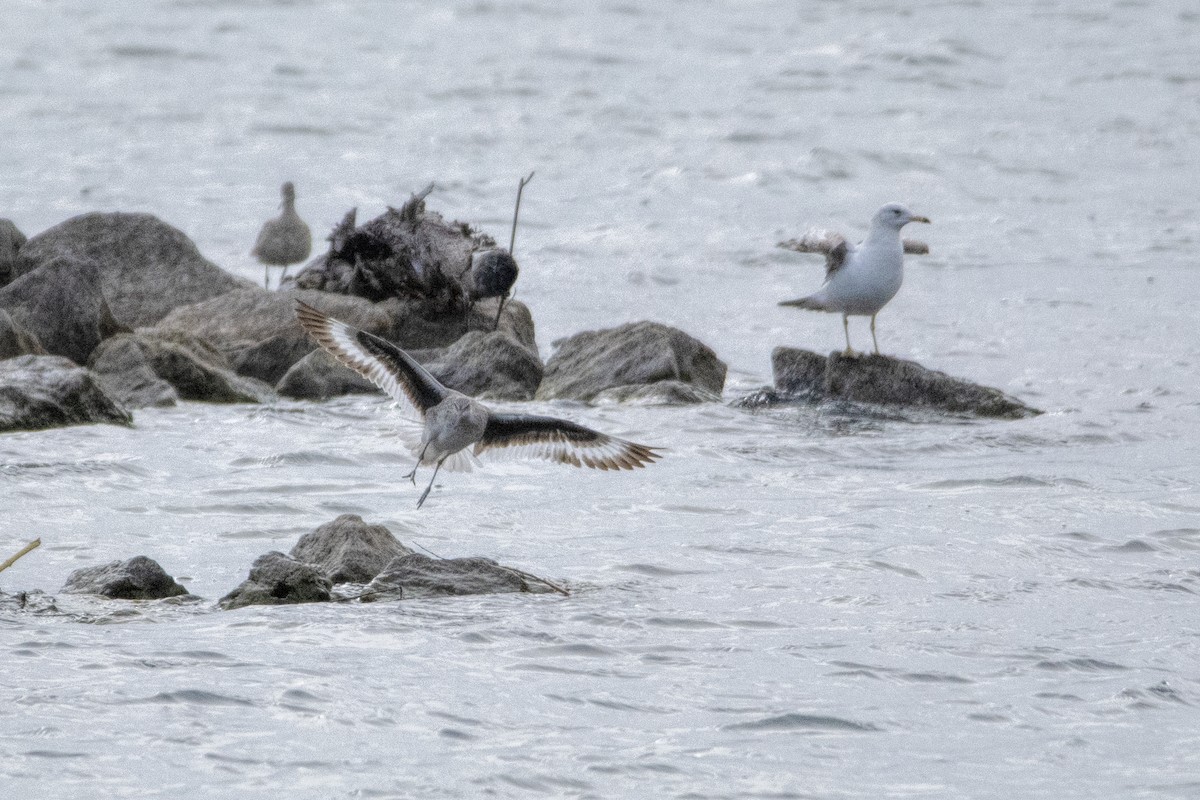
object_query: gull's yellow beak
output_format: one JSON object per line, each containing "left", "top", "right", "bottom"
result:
{"left": 911, "top": 215, "right": 931, "bottom": 224}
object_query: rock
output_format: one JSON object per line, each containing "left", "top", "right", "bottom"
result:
{"left": 422, "top": 330, "right": 543, "bottom": 401}
{"left": 0, "top": 218, "right": 26, "bottom": 287}
{"left": 361, "top": 552, "right": 556, "bottom": 601}
{"left": 592, "top": 379, "right": 722, "bottom": 405}
{"left": 232, "top": 332, "right": 315, "bottom": 386}
{"left": 537, "top": 321, "right": 726, "bottom": 402}
{"left": 219, "top": 551, "right": 332, "bottom": 610}
{"left": 0, "top": 355, "right": 131, "bottom": 433}
{"left": 276, "top": 347, "right": 381, "bottom": 400}
{"left": 0, "top": 256, "right": 124, "bottom": 365}
{"left": 770, "top": 347, "right": 1042, "bottom": 418}
{"left": 87, "top": 335, "right": 179, "bottom": 409}
{"left": 13, "top": 212, "right": 250, "bottom": 328}
{"left": 61, "top": 555, "right": 188, "bottom": 600}
{"left": 137, "top": 333, "right": 275, "bottom": 403}
{"left": 0, "top": 309, "right": 45, "bottom": 360}
{"left": 290, "top": 514, "right": 414, "bottom": 585}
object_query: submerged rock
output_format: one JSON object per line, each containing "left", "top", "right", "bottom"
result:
{"left": 61, "top": 555, "right": 189, "bottom": 600}
{"left": 361, "top": 552, "right": 556, "bottom": 601}
{"left": 0, "top": 355, "right": 131, "bottom": 433}
{"left": 767, "top": 347, "right": 1041, "bottom": 418}
{"left": 537, "top": 321, "right": 726, "bottom": 403}
{"left": 14, "top": 212, "right": 250, "bottom": 328}
{"left": 290, "top": 514, "right": 414, "bottom": 585}
{"left": 0, "top": 256, "right": 124, "bottom": 365}
{"left": 219, "top": 551, "right": 332, "bottom": 610}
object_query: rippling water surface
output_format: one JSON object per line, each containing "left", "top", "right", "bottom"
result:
{"left": 3, "top": 1, "right": 1200, "bottom": 797}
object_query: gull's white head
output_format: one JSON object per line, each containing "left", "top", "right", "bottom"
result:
{"left": 872, "top": 203, "right": 931, "bottom": 230}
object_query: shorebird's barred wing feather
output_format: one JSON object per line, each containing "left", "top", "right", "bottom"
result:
{"left": 474, "top": 413, "right": 661, "bottom": 471}
{"left": 295, "top": 300, "right": 446, "bottom": 419}
{"left": 777, "top": 230, "right": 851, "bottom": 279}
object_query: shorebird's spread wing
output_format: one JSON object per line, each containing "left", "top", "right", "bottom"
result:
{"left": 474, "top": 413, "right": 661, "bottom": 471}
{"left": 295, "top": 301, "right": 446, "bottom": 419}
{"left": 777, "top": 230, "right": 851, "bottom": 279}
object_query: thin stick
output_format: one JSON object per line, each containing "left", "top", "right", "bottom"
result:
{"left": 0, "top": 539, "right": 41, "bottom": 575}
{"left": 508, "top": 171, "right": 535, "bottom": 255}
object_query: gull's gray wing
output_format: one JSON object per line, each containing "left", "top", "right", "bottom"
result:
{"left": 902, "top": 239, "right": 929, "bottom": 255}
{"left": 473, "top": 413, "right": 660, "bottom": 470}
{"left": 777, "top": 230, "right": 850, "bottom": 279}
{"left": 295, "top": 300, "right": 446, "bottom": 419}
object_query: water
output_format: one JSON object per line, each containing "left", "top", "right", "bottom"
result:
{"left": 3, "top": 1, "right": 1200, "bottom": 797}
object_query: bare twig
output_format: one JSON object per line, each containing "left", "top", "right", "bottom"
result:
{"left": 508, "top": 171, "right": 535, "bottom": 255}
{"left": 0, "top": 539, "right": 40, "bottom": 575}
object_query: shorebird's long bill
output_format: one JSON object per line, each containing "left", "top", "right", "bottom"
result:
{"left": 295, "top": 300, "right": 446, "bottom": 419}
{"left": 474, "top": 413, "right": 660, "bottom": 471}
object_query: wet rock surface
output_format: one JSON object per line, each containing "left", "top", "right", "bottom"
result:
{"left": 219, "top": 551, "right": 333, "bottom": 610}
{"left": 0, "top": 309, "right": 46, "bottom": 361}
{"left": 61, "top": 555, "right": 189, "bottom": 600}
{"left": 289, "top": 513, "right": 415, "bottom": 585}
{"left": 87, "top": 335, "right": 179, "bottom": 409}
{"left": 0, "top": 218, "right": 27, "bottom": 287}
{"left": 422, "top": 329, "right": 544, "bottom": 401}
{"left": 0, "top": 355, "right": 132, "bottom": 433}
{"left": 593, "top": 379, "right": 723, "bottom": 406}
{"left": 361, "top": 553, "right": 556, "bottom": 601}
{"left": 536, "top": 321, "right": 727, "bottom": 403}
{"left": 768, "top": 347, "right": 1041, "bottom": 419}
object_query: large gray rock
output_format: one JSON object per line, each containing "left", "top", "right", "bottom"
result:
{"left": 593, "top": 379, "right": 722, "bottom": 406}
{"left": 219, "top": 551, "right": 332, "bottom": 610}
{"left": 87, "top": 335, "right": 179, "bottom": 409}
{"left": 290, "top": 514, "right": 414, "bottom": 585}
{"left": 135, "top": 333, "right": 274, "bottom": 404}
{"left": 0, "top": 218, "right": 26, "bottom": 287}
{"left": 0, "top": 257, "right": 124, "bottom": 365}
{"left": 0, "top": 309, "right": 45, "bottom": 361}
{"left": 0, "top": 355, "right": 131, "bottom": 433}
{"left": 422, "top": 330, "right": 543, "bottom": 401}
{"left": 14, "top": 212, "right": 250, "bottom": 328}
{"left": 770, "top": 347, "right": 1041, "bottom": 419}
{"left": 361, "top": 552, "right": 557, "bottom": 601}
{"left": 276, "top": 347, "right": 380, "bottom": 400}
{"left": 537, "top": 321, "right": 726, "bottom": 403}
{"left": 61, "top": 556, "right": 188, "bottom": 600}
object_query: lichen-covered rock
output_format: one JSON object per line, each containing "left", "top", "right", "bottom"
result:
{"left": 423, "top": 330, "right": 543, "bottom": 401}
{"left": 219, "top": 551, "right": 332, "bottom": 610}
{"left": 87, "top": 335, "right": 178, "bottom": 409}
{"left": 14, "top": 212, "right": 250, "bottom": 328}
{"left": 770, "top": 347, "right": 1041, "bottom": 419}
{"left": 536, "top": 321, "right": 726, "bottom": 402}
{"left": 361, "top": 553, "right": 555, "bottom": 601}
{"left": 0, "top": 257, "right": 124, "bottom": 365}
{"left": 61, "top": 555, "right": 189, "bottom": 600}
{"left": 0, "top": 308, "right": 45, "bottom": 361}
{"left": 290, "top": 514, "right": 414, "bottom": 585}
{"left": 0, "top": 355, "right": 131, "bottom": 433}
{"left": 593, "top": 379, "right": 722, "bottom": 406}
{"left": 0, "top": 218, "right": 26, "bottom": 288}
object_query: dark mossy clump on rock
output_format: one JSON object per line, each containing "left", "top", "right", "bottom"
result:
{"left": 536, "top": 321, "right": 726, "bottom": 404}
{"left": 361, "top": 553, "right": 557, "bottom": 601}
{"left": 0, "top": 355, "right": 131, "bottom": 433}
{"left": 219, "top": 551, "right": 332, "bottom": 610}
{"left": 289, "top": 513, "right": 415, "bottom": 585}
{"left": 759, "top": 347, "right": 1041, "bottom": 419}
{"left": 61, "top": 555, "right": 189, "bottom": 600}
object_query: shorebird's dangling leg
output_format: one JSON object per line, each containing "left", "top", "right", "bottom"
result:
{"left": 417, "top": 455, "right": 449, "bottom": 509}
{"left": 870, "top": 314, "right": 880, "bottom": 355}
{"left": 264, "top": 264, "right": 271, "bottom": 290}
{"left": 842, "top": 314, "right": 855, "bottom": 357}
{"left": 402, "top": 443, "right": 430, "bottom": 484}
{"left": 279, "top": 265, "right": 289, "bottom": 286}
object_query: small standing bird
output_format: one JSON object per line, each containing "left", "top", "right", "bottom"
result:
{"left": 778, "top": 203, "right": 930, "bottom": 356}
{"left": 463, "top": 248, "right": 519, "bottom": 330}
{"left": 253, "top": 181, "right": 312, "bottom": 290}
{"left": 295, "top": 301, "right": 660, "bottom": 508}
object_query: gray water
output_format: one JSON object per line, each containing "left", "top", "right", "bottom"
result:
{"left": 3, "top": 1, "right": 1200, "bottom": 797}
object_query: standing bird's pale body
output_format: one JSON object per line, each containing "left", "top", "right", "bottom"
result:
{"left": 253, "top": 181, "right": 312, "bottom": 290}
{"left": 294, "top": 301, "right": 660, "bottom": 507}
{"left": 779, "top": 203, "right": 930, "bottom": 355}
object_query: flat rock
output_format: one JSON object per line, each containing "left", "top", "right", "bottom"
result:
{"left": 0, "top": 256, "right": 124, "bottom": 365}
{"left": 61, "top": 555, "right": 189, "bottom": 600}
{"left": 537, "top": 321, "right": 726, "bottom": 402}
{"left": 219, "top": 551, "right": 332, "bottom": 610}
{"left": 14, "top": 212, "right": 250, "bottom": 328}
{"left": 0, "top": 218, "right": 26, "bottom": 287}
{"left": 290, "top": 514, "right": 415, "bottom": 585}
{"left": 422, "top": 330, "right": 544, "bottom": 401}
{"left": 361, "top": 552, "right": 556, "bottom": 601}
{"left": 0, "top": 308, "right": 45, "bottom": 360}
{"left": 770, "top": 347, "right": 1041, "bottom": 419}
{"left": 593, "top": 379, "right": 722, "bottom": 406}
{"left": 87, "top": 335, "right": 178, "bottom": 409}
{"left": 0, "top": 355, "right": 131, "bottom": 433}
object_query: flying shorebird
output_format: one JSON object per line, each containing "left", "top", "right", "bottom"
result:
{"left": 778, "top": 203, "right": 930, "bottom": 356}
{"left": 253, "top": 181, "right": 312, "bottom": 290}
{"left": 294, "top": 300, "right": 661, "bottom": 508}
